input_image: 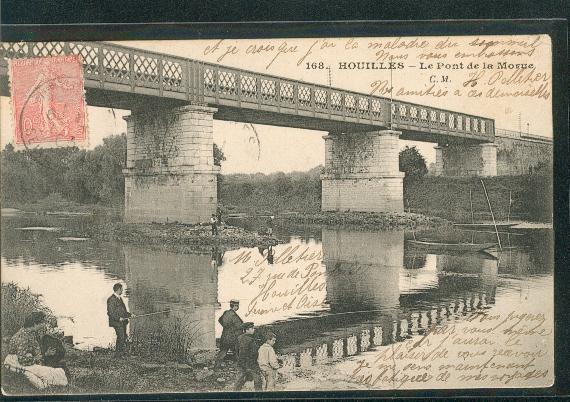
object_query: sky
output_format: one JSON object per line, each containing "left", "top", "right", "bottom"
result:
{"left": 0, "top": 35, "right": 552, "bottom": 174}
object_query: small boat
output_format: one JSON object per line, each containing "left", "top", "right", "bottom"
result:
{"left": 457, "top": 229, "right": 525, "bottom": 236}
{"left": 478, "top": 250, "right": 500, "bottom": 260}
{"left": 407, "top": 239, "right": 497, "bottom": 252}
{"left": 453, "top": 223, "right": 518, "bottom": 230}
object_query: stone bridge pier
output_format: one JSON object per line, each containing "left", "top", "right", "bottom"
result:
{"left": 321, "top": 130, "right": 404, "bottom": 213}
{"left": 434, "top": 142, "right": 497, "bottom": 177}
{"left": 123, "top": 104, "right": 219, "bottom": 224}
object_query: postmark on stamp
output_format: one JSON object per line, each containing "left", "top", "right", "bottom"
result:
{"left": 9, "top": 54, "right": 88, "bottom": 149}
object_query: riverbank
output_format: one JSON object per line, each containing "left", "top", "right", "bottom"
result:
{"left": 1, "top": 340, "right": 315, "bottom": 395}
{"left": 4, "top": 198, "right": 450, "bottom": 252}
{"left": 221, "top": 172, "right": 553, "bottom": 223}
{"left": 81, "top": 221, "right": 281, "bottom": 251}
{"left": 1, "top": 343, "right": 241, "bottom": 395}
{"left": 404, "top": 175, "right": 552, "bottom": 222}
{"left": 274, "top": 211, "right": 448, "bottom": 230}
{"left": 2, "top": 198, "right": 280, "bottom": 250}
{"left": 8, "top": 194, "right": 121, "bottom": 218}
{"left": 0, "top": 283, "right": 238, "bottom": 395}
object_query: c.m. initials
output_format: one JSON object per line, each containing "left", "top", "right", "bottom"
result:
{"left": 430, "top": 75, "right": 450, "bottom": 83}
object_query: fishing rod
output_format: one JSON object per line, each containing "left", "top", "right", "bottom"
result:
{"left": 56, "top": 315, "right": 75, "bottom": 323}
{"left": 131, "top": 300, "right": 255, "bottom": 318}
{"left": 480, "top": 179, "right": 502, "bottom": 250}
{"left": 130, "top": 305, "right": 199, "bottom": 319}
{"left": 57, "top": 300, "right": 253, "bottom": 323}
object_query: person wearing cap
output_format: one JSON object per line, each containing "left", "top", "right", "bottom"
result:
{"left": 214, "top": 299, "right": 243, "bottom": 369}
{"left": 234, "top": 322, "right": 262, "bottom": 391}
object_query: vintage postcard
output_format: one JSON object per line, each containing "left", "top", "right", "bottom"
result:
{"left": 0, "top": 33, "right": 554, "bottom": 396}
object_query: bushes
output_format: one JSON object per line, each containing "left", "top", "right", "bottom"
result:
{"left": 220, "top": 167, "right": 322, "bottom": 213}
{"left": 129, "top": 319, "right": 188, "bottom": 362}
{"left": 404, "top": 175, "right": 552, "bottom": 222}
{"left": 1, "top": 136, "right": 127, "bottom": 207}
{"left": 1, "top": 137, "right": 228, "bottom": 209}
{"left": 220, "top": 166, "right": 551, "bottom": 223}
{"left": 1, "top": 283, "right": 55, "bottom": 338}
{"left": 400, "top": 146, "right": 428, "bottom": 180}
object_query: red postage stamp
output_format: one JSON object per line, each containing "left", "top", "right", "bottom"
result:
{"left": 9, "top": 54, "right": 88, "bottom": 149}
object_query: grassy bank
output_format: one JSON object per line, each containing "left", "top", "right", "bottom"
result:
{"left": 3, "top": 342, "right": 296, "bottom": 395}
{"left": 4, "top": 194, "right": 280, "bottom": 250}
{"left": 220, "top": 168, "right": 322, "bottom": 214}
{"left": 0, "top": 284, "right": 239, "bottom": 395}
{"left": 81, "top": 222, "right": 280, "bottom": 250}
{"left": 1, "top": 283, "right": 56, "bottom": 338}
{"left": 221, "top": 171, "right": 552, "bottom": 223}
{"left": 404, "top": 175, "right": 552, "bottom": 222}
{"left": 0, "top": 282, "right": 290, "bottom": 395}
{"left": 5, "top": 193, "right": 121, "bottom": 218}
{"left": 6, "top": 172, "right": 551, "bottom": 242}
{"left": 275, "top": 211, "right": 448, "bottom": 230}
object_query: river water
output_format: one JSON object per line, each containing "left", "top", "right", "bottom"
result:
{"left": 1, "top": 214, "right": 553, "bottom": 366}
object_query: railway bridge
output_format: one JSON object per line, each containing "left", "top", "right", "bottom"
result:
{"left": 1, "top": 41, "right": 499, "bottom": 223}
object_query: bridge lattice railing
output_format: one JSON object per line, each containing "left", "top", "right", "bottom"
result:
{"left": 0, "top": 41, "right": 494, "bottom": 140}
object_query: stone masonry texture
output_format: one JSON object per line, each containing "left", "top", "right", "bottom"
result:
{"left": 436, "top": 132, "right": 552, "bottom": 177}
{"left": 123, "top": 104, "right": 219, "bottom": 224}
{"left": 439, "top": 143, "right": 497, "bottom": 177}
{"left": 322, "top": 130, "right": 404, "bottom": 212}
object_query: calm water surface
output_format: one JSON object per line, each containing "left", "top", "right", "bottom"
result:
{"left": 1, "top": 214, "right": 553, "bottom": 360}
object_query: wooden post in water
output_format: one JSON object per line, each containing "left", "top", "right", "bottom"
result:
{"left": 507, "top": 190, "right": 512, "bottom": 223}
{"left": 480, "top": 179, "right": 502, "bottom": 250}
{"left": 507, "top": 190, "right": 513, "bottom": 249}
{"left": 469, "top": 188, "right": 475, "bottom": 223}
{"left": 469, "top": 188, "right": 475, "bottom": 243}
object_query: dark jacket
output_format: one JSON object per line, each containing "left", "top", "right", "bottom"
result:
{"left": 237, "top": 333, "right": 259, "bottom": 370}
{"left": 41, "top": 334, "right": 65, "bottom": 368}
{"left": 107, "top": 294, "right": 131, "bottom": 328}
{"left": 218, "top": 309, "right": 243, "bottom": 349}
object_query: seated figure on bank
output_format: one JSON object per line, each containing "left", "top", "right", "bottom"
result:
{"left": 4, "top": 311, "right": 68, "bottom": 389}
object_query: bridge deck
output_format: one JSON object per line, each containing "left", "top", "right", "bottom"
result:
{"left": 0, "top": 41, "right": 494, "bottom": 143}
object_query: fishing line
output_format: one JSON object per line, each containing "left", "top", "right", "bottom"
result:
{"left": 130, "top": 305, "right": 199, "bottom": 319}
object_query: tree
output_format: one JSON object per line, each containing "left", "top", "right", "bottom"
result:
{"left": 213, "top": 143, "right": 226, "bottom": 166}
{"left": 213, "top": 143, "right": 226, "bottom": 203}
{"left": 399, "top": 146, "right": 428, "bottom": 180}
{"left": 82, "top": 134, "right": 127, "bottom": 205}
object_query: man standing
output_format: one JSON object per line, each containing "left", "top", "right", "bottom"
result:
{"left": 107, "top": 283, "right": 133, "bottom": 357}
{"left": 210, "top": 214, "right": 218, "bottom": 236}
{"left": 214, "top": 299, "right": 243, "bottom": 369}
{"left": 266, "top": 216, "right": 274, "bottom": 236}
{"left": 216, "top": 207, "right": 223, "bottom": 227}
{"left": 234, "top": 322, "right": 262, "bottom": 391}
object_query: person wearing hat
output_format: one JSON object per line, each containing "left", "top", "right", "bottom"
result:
{"left": 234, "top": 322, "right": 262, "bottom": 391}
{"left": 214, "top": 299, "right": 243, "bottom": 369}
{"left": 107, "top": 283, "right": 134, "bottom": 357}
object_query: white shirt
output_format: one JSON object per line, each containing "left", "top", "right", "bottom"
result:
{"left": 257, "top": 343, "right": 279, "bottom": 370}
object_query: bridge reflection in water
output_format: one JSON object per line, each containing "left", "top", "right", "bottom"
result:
{"left": 0, "top": 215, "right": 551, "bottom": 354}
{"left": 124, "top": 246, "right": 218, "bottom": 352}
{"left": 121, "top": 227, "right": 505, "bottom": 367}
{"left": 271, "top": 229, "right": 498, "bottom": 371}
